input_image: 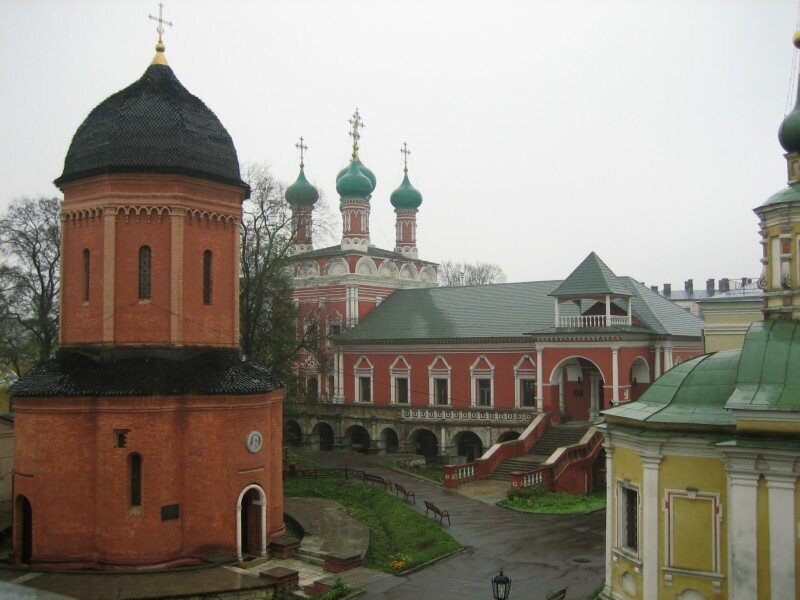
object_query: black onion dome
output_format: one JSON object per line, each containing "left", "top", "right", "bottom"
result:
{"left": 55, "top": 63, "right": 246, "bottom": 189}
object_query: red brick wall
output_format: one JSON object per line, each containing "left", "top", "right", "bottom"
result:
{"left": 13, "top": 390, "right": 284, "bottom": 569}
{"left": 61, "top": 215, "right": 105, "bottom": 343}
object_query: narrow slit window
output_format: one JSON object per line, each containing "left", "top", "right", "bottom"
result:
{"left": 129, "top": 453, "right": 142, "bottom": 507}
{"left": 203, "top": 249, "right": 213, "bottom": 305}
{"left": 82, "top": 248, "right": 90, "bottom": 302}
{"left": 138, "top": 246, "right": 151, "bottom": 300}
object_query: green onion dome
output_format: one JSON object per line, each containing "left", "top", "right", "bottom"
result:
{"left": 337, "top": 159, "right": 376, "bottom": 192}
{"left": 336, "top": 161, "right": 373, "bottom": 197}
{"left": 779, "top": 105, "right": 800, "bottom": 153}
{"left": 779, "top": 33, "right": 800, "bottom": 153}
{"left": 390, "top": 174, "right": 423, "bottom": 209}
{"left": 285, "top": 167, "right": 319, "bottom": 207}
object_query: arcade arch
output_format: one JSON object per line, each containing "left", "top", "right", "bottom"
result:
{"left": 550, "top": 356, "right": 606, "bottom": 421}
{"left": 312, "top": 422, "right": 335, "bottom": 451}
{"left": 410, "top": 428, "right": 439, "bottom": 462}
{"left": 345, "top": 424, "right": 371, "bottom": 453}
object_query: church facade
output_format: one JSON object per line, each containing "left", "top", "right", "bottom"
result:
{"left": 10, "top": 40, "right": 284, "bottom": 569}
{"left": 285, "top": 116, "right": 704, "bottom": 467}
{"left": 600, "top": 32, "right": 800, "bottom": 600}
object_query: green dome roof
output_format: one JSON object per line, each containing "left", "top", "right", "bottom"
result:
{"left": 390, "top": 174, "right": 423, "bottom": 209}
{"left": 285, "top": 167, "right": 319, "bottom": 207}
{"left": 761, "top": 182, "right": 800, "bottom": 207}
{"left": 779, "top": 95, "right": 800, "bottom": 153}
{"left": 337, "top": 159, "right": 376, "bottom": 192}
{"left": 603, "top": 351, "right": 739, "bottom": 427}
{"left": 336, "top": 161, "right": 373, "bottom": 197}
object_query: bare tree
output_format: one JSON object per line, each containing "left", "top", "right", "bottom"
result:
{"left": 439, "top": 260, "right": 507, "bottom": 287}
{"left": 238, "top": 163, "right": 334, "bottom": 386}
{"left": 0, "top": 197, "right": 61, "bottom": 368}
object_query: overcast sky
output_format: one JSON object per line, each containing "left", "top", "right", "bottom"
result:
{"left": 0, "top": 0, "right": 797, "bottom": 286}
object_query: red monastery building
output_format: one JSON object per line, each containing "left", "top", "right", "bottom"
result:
{"left": 10, "top": 39, "right": 284, "bottom": 569}
{"left": 286, "top": 114, "right": 703, "bottom": 489}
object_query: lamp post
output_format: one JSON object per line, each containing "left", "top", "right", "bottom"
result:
{"left": 491, "top": 569, "right": 511, "bottom": 599}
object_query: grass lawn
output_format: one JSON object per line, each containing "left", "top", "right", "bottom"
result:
{"left": 380, "top": 460, "right": 445, "bottom": 484}
{"left": 284, "top": 476, "right": 462, "bottom": 572}
{"left": 500, "top": 485, "right": 606, "bottom": 514}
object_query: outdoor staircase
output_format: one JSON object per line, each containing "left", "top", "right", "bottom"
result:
{"left": 488, "top": 421, "right": 593, "bottom": 481}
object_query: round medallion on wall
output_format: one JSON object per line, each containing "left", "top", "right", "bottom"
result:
{"left": 246, "top": 430, "right": 263, "bottom": 454}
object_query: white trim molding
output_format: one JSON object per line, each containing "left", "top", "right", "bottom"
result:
{"left": 236, "top": 484, "right": 267, "bottom": 560}
{"left": 428, "top": 355, "right": 452, "bottom": 406}
{"left": 390, "top": 355, "right": 411, "bottom": 405}
{"left": 353, "top": 355, "right": 374, "bottom": 403}
{"left": 469, "top": 355, "right": 495, "bottom": 408}
{"left": 514, "top": 355, "right": 537, "bottom": 409}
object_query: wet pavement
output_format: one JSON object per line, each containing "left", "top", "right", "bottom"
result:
{"left": 302, "top": 450, "right": 605, "bottom": 600}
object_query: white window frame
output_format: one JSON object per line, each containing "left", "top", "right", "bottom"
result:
{"left": 663, "top": 488, "right": 722, "bottom": 576}
{"left": 514, "top": 355, "right": 537, "bottom": 409}
{"left": 428, "top": 355, "right": 451, "bottom": 406}
{"left": 470, "top": 355, "right": 495, "bottom": 408}
{"left": 616, "top": 479, "right": 641, "bottom": 559}
{"left": 354, "top": 356, "right": 374, "bottom": 404}
{"left": 390, "top": 356, "right": 411, "bottom": 405}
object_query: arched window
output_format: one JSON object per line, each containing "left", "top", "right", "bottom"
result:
{"left": 82, "top": 248, "right": 90, "bottom": 302}
{"left": 129, "top": 453, "right": 142, "bottom": 507}
{"left": 138, "top": 246, "right": 151, "bottom": 300}
{"left": 203, "top": 249, "right": 213, "bottom": 305}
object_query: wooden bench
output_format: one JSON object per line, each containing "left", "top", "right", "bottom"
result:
{"left": 424, "top": 500, "right": 451, "bottom": 526}
{"left": 394, "top": 482, "right": 416, "bottom": 504}
{"left": 363, "top": 473, "right": 392, "bottom": 490}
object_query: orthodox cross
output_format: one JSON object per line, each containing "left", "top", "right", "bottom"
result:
{"left": 295, "top": 136, "right": 308, "bottom": 168}
{"left": 149, "top": 2, "right": 173, "bottom": 42}
{"left": 348, "top": 108, "right": 365, "bottom": 159}
{"left": 400, "top": 142, "right": 411, "bottom": 174}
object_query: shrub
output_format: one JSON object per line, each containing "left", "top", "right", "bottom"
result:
{"left": 506, "top": 484, "right": 548, "bottom": 501}
{"left": 319, "top": 577, "right": 351, "bottom": 600}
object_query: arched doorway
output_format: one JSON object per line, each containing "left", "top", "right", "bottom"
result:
{"left": 15, "top": 495, "right": 32, "bottom": 564}
{"left": 411, "top": 429, "right": 439, "bottom": 463}
{"left": 629, "top": 357, "right": 651, "bottom": 401}
{"left": 345, "top": 425, "right": 371, "bottom": 453}
{"left": 550, "top": 356, "right": 605, "bottom": 421}
{"left": 454, "top": 431, "right": 483, "bottom": 462}
{"left": 313, "top": 422, "right": 335, "bottom": 451}
{"left": 381, "top": 428, "right": 399, "bottom": 454}
{"left": 497, "top": 431, "right": 520, "bottom": 443}
{"left": 284, "top": 420, "right": 302, "bottom": 447}
{"left": 237, "top": 485, "right": 267, "bottom": 560}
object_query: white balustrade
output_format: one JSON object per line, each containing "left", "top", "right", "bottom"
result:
{"left": 557, "top": 314, "right": 631, "bottom": 328}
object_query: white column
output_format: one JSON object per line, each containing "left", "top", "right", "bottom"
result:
{"left": 664, "top": 344, "right": 673, "bottom": 371}
{"left": 641, "top": 454, "right": 662, "bottom": 600}
{"left": 605, "top": 294, "right": 611, "bottom": 326}
{"left": 589, "top": 373, "right": 599, "bottom": 419}
{"left": 602, "top": 446, "right": 615, "bottom": 598}
{"left": 536, "top": 349, "right": 544, "bottom": 412}
{"left": 727, "top": 471, "right": 759, "bottom": 599}
{"left": 254, "top": 499, "right": 268, "bottom": 557}
{"left": 554, "top": 299, "right": 560, "bottom": 327}
{"left": 611, "top": 346, "right": 620, "bottom": 404}
{"left": 558, "top": 370, "right": 565, "bottom": 416}
{"left": 654, "top": 344, "right": 662, "bottom": 379}
{"left": 768, "top": 474, "right": 797, "bottom": 599}
{"left": 336, "top": 351, "right": 344, "bottom": 402}
{"left": 626, "top": 297, "right": 632, "bottom": 326}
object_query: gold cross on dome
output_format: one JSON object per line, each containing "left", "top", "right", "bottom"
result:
{"left": 149, "top": 2, "right": 173, "bottom": 42}
{"left": 295, "top": 136, "right": 308, "bottom": 168}
{"left": 348, "top": 108, "right": 365, "bottom": 160}
{"left": 400, "top": 142, "right": 411, "bottom": 174}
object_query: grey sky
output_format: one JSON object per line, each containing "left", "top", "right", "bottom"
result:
{"left": 0, "top": 0, "right": 796, "bottom": 285}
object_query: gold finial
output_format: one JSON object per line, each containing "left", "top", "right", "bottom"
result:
{"left": 400, "top": 142, "right": 411, "bottom": 175}
{"left": 348, "top": 108, "right": 365, "bottom": 162}
{"left": 149, "top": 2, "right": 173, "bottom": 65}
{"left": 793, "top": 29, "right": 800, "bottom": 49}
{"left": 295, "top": 136, "right": 308, "bottom": 169}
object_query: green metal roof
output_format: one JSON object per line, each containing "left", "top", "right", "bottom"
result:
{"left": 390, "top": 174, "right": 422, "bottom": 209}
{"left": 761, "top": 183, "right": 800, "bottom": 207}
{"left": 725, "top": 320, "right": 800, "bottom": 412}
{"left": 549, "top": 252, "right": 632, "bottom": 298}
{"left": 285, "top": 166, "right": 319, "bottom": 207}
{"left": 603, "top": 351, "right": 739, "bottom": 427}
{"left": 337, "top": 277, "right": 703, "bottom": 343}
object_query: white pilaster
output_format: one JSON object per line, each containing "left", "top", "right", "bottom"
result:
{"left": 664, "top": 343, "right": 673, "bottom": 371}
{"left": 589, "top": 373, "right": 600, "bottom": 419}
{"left": 727, "top": 471, "right": 759, "bottom": 599}
{"left": 603, "top": 446, "right": 615, "bottom": 598}
{"left": 536, "top": 349, "right": 544, "bottom": 412}
{"left": 641, "top": 454, "right": 662, "bottom": 600}
{"left": 768, "top": 474, "right": 797, "bottom": 599}
{"left": 605, "top": 294, "right": 611, "bottom": 325}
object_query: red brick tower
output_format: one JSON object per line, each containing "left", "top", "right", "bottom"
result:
{"left": 391, "top": 142, "right": 423, "bottom": 258}
{"left": 10, "top": 39, "right": 284, "bottom": 569}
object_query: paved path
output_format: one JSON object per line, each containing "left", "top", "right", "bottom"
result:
{"left": 301, "top": 450, "right": 605, "bottom": 600}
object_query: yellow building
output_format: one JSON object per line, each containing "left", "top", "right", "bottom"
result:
{"left": 600, "top": 32, "right": 800, "bottom": 600}
{"left": 698, "top": 291, "right": 763, "bottom": 352}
